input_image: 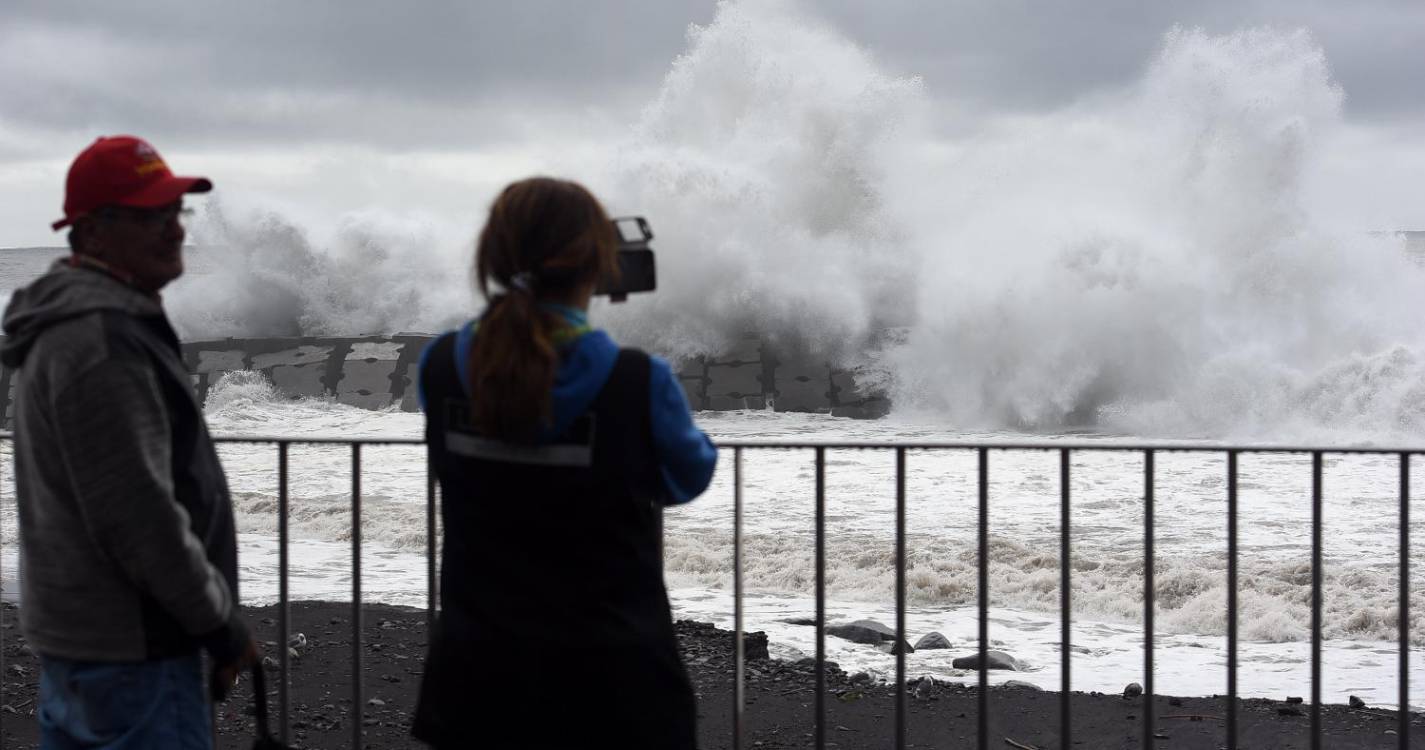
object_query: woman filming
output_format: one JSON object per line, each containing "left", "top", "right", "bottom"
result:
{"left": 411, "top": 177, "right": 716, "bottom": 749}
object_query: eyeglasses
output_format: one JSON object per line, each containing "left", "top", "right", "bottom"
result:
{"left": 92, "top": 204, "right": 193, "bottom": 228}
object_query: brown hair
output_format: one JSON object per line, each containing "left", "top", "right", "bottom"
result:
{"left": 467, "top": 177, "right": 618, "bottom": 442}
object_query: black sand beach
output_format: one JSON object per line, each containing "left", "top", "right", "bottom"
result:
{"left": 0, "top": 601, "right": 1419, "bottom": 749}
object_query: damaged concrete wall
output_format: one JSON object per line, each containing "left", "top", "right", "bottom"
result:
{"left": 0, "top": 335, "right": 888, "bottom": 426}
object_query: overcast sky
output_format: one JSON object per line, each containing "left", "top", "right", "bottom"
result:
{"left": 2, "top": 0, "right": 1422, "bottom": 248}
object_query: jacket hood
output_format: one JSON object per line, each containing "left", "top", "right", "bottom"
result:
{"left": 1, "top": 260, "right": 163, "bottom": 368}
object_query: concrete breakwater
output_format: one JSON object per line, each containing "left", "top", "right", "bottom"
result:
{"left": 0, "top": 335, "right": 888, "bottom": 426}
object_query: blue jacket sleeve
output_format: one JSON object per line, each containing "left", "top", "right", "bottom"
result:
{"left": 648, "top": 355, "right": 717, "bottom": 504}
{"left": 415, "top": 332, "right": 446, "bottom": 413}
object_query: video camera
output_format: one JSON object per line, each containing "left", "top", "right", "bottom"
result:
{"left": 595, "top": 216, "right": 657, "bottom": 303}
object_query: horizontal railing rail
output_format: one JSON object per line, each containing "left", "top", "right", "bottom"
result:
{"left": 0, "top": 434, "right": 1418, "bottom": 750}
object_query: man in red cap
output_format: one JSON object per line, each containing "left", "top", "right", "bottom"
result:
{"left": 1, "top": 136, "right": 256, "bottom": 748}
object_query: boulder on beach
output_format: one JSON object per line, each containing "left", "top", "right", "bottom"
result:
{"left": 951, "top": 650, "right": 1021, "bottom": 671}
{"left": 741, "top": 631, "right": 769, "bottom": 661}
{"left": 826, "top": 619, "right": 915, "bottom": 654}
{"left": 914, "top": 631, "right": 952, "bottom": 650}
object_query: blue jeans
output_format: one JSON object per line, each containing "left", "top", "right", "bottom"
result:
{"left": 38, "top": 653, "right": 211, "bottom": 749}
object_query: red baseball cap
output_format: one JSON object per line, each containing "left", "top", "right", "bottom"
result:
{"left": 51, "top": 135, "right": 212, "bottom": 231}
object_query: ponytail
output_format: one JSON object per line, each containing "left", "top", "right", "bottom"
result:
{"left": 466, "top": 289, "right": 561, "bottom": 443}
{"left": 464, "top": 177, "right": 617, "bottom": 442}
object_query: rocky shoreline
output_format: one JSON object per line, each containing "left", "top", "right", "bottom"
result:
{"left": 0, "top": 601, "right": 1419, "bottom": 749}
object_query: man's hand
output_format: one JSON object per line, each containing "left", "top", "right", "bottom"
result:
{"left": 211, "top": 636, "right": 260, "bottom": 702}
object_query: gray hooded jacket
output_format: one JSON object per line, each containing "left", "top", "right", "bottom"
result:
{"left": 0, "top": 260, "right": 247, "bottom": 664}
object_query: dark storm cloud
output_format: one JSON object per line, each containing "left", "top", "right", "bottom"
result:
{"left": 4, "top": 0, "right": 1422, "bottom": 153}
{"left": 1, "top": 0, "right": 1422, "bottom": 248}
{"left": 812, "top": 0, "right": 1425, "bottom": 120}
{"left": 0, "top": 1, "right": 718, "bottom": 149}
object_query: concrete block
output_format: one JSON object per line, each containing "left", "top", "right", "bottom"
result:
{"left": 676, "top": 357, "right": 707, "bottom": 379}
{"left": 347, "top": 342, "right": 403, "bottom": 361}
{"left": 831, "top": 399, "right": 891, "bottom": 419}
{"left": 707, "top": 338, "right": 761, "bottom": 366}
{"left": 706, "top": 362, "right": 763, "bottom": 399}
{"left": 268, "top": 363, "right": 327, "bottom": 399}
{"left": 337, "top": 360, "right": 398, "bottom": 409}
{"left": 771, "top": 364, "right": 832, "bottom": 412}
{"left": 831, "top": 371, "right": 872, "bottom": 404}
{"left": 707, "top": 393, "right": 768, "bottom": 411}
{"left": 251, "top": 346, "right": 333, "bottom": 370}
{"left": 339, "top": 391, "right": 395, "bottom": 410}
{"left": 829, "top": 370, "right": 891, "bottom": 417}
{"left": 195, "top": 350, "right": 246, "bottom": 374}
{"left": 399, "top": 383, "right": 422, "bottom": 412}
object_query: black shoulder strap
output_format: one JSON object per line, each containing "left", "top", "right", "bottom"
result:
{"left": 597, "top": 348, "right": 651, "bottom": 418}
{"left": 420, "top": 332, "right": 460, "bottom": 414}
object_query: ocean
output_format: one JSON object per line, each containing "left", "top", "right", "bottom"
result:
{"left": 190, "top": 377, "right": 1425, "bottom": 710}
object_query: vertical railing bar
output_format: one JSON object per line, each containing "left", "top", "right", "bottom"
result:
{"left": 352, "top": 443, "right": 363, "bottom": 750}
{"left": 1060, "top": 448, "right": 1071, "bottom": 750}
{"left": 895, "top": 447, "right": 907, "bottom": 750}
{"left": 1227, "top": 450, "right": 1238, "bottom": 750}
{"left": 977, "top": 447, "right": 989, "bottom": 750}
{"left": 278, "top": 442, "right": 291, "bottom": 744}
{"left": 733, "top": 447, "right": 745, "bottom": 750}
{"left": 1144, "top": 449, "right": 1155, "bottom": 750}
{"left": 1, "top": 435, "right": 6, "bottom": 743}
{"left": 1311, "top": 451, "right": 1322, "bottom": 750}
{"left": 814, "top": 447, "right": 826, "bottom": 750}
{"left": 426, "top": 461, "right": 437, "bottom": 633}
{"left": 1400, "top": 452, "right": 1410, "bottom": 750}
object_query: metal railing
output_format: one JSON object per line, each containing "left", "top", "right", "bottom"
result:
{"left": 0, "top": 437, "right": 1419, "bottom": 750}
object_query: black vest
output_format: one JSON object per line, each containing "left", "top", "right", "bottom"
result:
{"left": 414, "top": 334, "right": 695, "bottom": 748}
{"left": 421, "top": 332, "right": 673, "bottom": 642}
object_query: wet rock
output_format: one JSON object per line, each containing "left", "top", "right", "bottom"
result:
{"left": 1123, "top": 682, "right": 1143, "bottom": 699}
{"left": 951, "top": 650, "right": 1021, "bottom": 671}
{"left": 1350, "top": 695, "right": 1367, "bottom": 709}
{"left": 741, "top": 631, "right": 770, "bottom": 661}
{"left": 914, "top": 631, "right": 952, "bottom": 650}
{"left": 792, "top": 657, "right": 841, "bottom": 674}
{"left": 1286, "top": 696, "right": 1303, "bottom": 704}
{"left": 913, "top": 676, "right": 936, "bottom": 700}
{"left": 1003, "top": 680, "right": 1042, "bottom": 691}
{"left": 782, "top": 617, "right": 817, "bottom": 627}
{"left": 826, "top": 620, "right": 914, "bottom": 654}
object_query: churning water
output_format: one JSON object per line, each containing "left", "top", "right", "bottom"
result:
{"left": 187, "top": 382, "right": 1425, "bottom": 710}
